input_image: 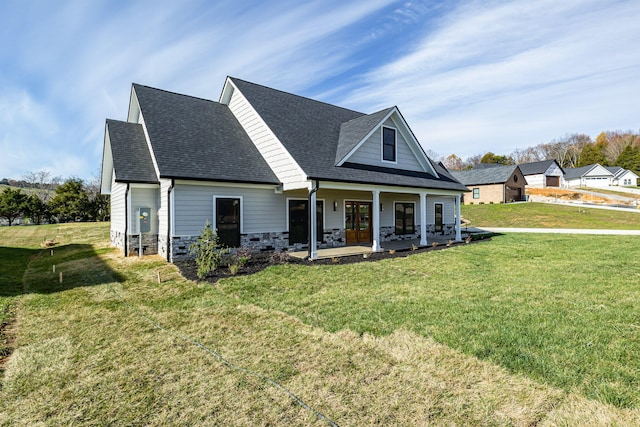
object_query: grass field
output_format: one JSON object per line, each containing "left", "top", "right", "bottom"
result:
{"left": 462, "top": 201, "right": 640, "bottom": 228}
{"left": 1, "top": 215, "right": 639, "bottom": 425}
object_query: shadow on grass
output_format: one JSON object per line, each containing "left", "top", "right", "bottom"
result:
{"left": 0, "top": 244, "right": 125, "bottom": 296}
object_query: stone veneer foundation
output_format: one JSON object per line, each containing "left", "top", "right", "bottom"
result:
{"left": 162, "top": 226, "right": 456, "bottom": 262}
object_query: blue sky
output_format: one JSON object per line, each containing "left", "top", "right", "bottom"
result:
{"left": 1, "top": 0, "right": 639, "bottom": 181}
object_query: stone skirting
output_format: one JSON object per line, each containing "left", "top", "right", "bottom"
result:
{"left": 127, "top": 234, "right": 159, "bottom": 256}
{"left": 165, "top": 226, "right": 459, "bottom": 261}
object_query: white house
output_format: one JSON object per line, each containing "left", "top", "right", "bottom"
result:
{"left": 100, "top": 77, "right": 468, "bottom": 261}
{"left": 518, "top": 160, "right": 564, "bottom": 188}
{"left": 606, "top": 166, "right": 639, "bottom": 187}
{"left": 562, "top": 164, "right": 614, "bottom": 188}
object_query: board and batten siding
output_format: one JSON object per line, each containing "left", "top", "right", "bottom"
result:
{"left": 348, "top": 118, "right": 423, "bottom": 172}
{"left": 173, "top": 184, "right": 285, "bottom": 236}
{"left": 129, "top": 186, "right": 160, "bottom": 234}
{"left": 110, "top": 178, "right": 127, "bottom": 233}
{"left": 227, "top": 87, "right": 305, "bottom": 186}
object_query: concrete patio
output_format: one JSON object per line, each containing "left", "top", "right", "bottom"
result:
{"left": 289, "top": 234, "right": 464, "bottom": 260}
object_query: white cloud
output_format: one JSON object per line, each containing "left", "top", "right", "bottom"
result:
{"left": 338, "top": 0, "right": 640, "bottom": 158}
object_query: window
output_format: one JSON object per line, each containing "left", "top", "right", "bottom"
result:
{"left": 395, "top": 202, "right": 415, "bottom": 235}
{"left": 473, "top": 188, "right": 480, "bottom": 199}
{"left": 382, "top": 127, "right": 396, "bottom": 162}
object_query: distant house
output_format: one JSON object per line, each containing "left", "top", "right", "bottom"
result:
{"left": 562, "top": 164, "right": 614, "bottom": 188}
{"left": 100, "top": 77, "right": 468, "bottom": 261}
{"left": 450, "top": 165, "right": 526, "bottom": 204}
{"left": 518, "top": 160, "right": 564, "bottom": 188}
{"left": 606, "top": 166, "right": 639, "bottom": 187}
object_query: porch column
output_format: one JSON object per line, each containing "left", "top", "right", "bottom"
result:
{"left": 419, "top": 192, "right": 428, "bottom": 246}
{"left": 455, "top": 195, "right": 462, "bottom": 241}
{"left": 372, "top": 190, "right": 381, "bottom": 252}
{"left": 310, "top": 188, "right": 318, "bottom": 260}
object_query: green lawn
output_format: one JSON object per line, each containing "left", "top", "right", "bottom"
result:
{"left": 462, "top": 201, "right": 640, "bottom": 228}
{"left": 1, "top": 222, "right": 639, "bottom": 425}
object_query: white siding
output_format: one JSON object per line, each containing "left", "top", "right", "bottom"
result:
{"left": 173, "top": 183, "right": 286, "bottom": 236}
{"left": 130, "top": 186, "right": 160, "bottom": 234}
{"left": 110, "top": 177, "right": 127, "bottom": 233}
{"left": 227, "top": 88, "right": 305, "bottom": 186}
{"left": 546, "top": 164, "right": 563, "bottom": 176}
{"left": 349, "top": 118, "right": 423, "bottom": 172}
{"left": 525, "top": 173, "right": 544, "bottom": 187}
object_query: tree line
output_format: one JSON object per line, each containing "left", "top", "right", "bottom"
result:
{"left": 0, "top": 170, "right": 109, "bottom": 226}
{"left": 441, "top": 130, "right": 640, "bottom": 173}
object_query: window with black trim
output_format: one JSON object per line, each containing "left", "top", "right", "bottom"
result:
{"left": 395, "top": 202, "right": 415, "bottom": 235}
{"left": 382, "top": 127, "right": 396, "bottom": 162}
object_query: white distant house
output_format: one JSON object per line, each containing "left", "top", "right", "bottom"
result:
{"left": 606, "top": 166, "right": 639, "bottom": 187}
{"left": 562, "top": 164, "right": 614, "bottom": 188}
{"left": 518, "top": 159, "right": 564, "bottom": 188}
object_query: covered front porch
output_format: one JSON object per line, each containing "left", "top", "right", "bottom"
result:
{"left": 285, "top": 181, "right": 464, "bottom": 260}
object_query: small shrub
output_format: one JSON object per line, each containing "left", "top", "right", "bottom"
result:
{"left": 270, "top": 250, "right": 290, "bottom": 264}
{"left": 188, "top": 221, "right": 228, "bottom": 279}
{"left": 227, "top": 247, "right": 253, "bottom": 275}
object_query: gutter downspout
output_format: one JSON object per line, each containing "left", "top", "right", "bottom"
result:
{"left": 306, "top": 180, "right": 319, "bottom": 260}
{"left": 167, "top": 179, "right": 175, "bottom": 262}
{"left": 124, "top": 184, "right": 130, "bottom": 257}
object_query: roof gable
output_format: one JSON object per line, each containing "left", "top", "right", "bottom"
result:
{"left": 104, "top": 119, "right": 158, "bottom": 185}
{"left": 133, "top": 84, "right": 279, "bottom": 185}
{"left": 518, "top": 159, "right": 561, "bottom": 175}
{"left": 335, "top": 107, "right": 437, "bottom": 176}
{"left": 563, "top": 163, "right": 613, "bottom": 180}
{"left": 226, "top": 78, "right": 459, "bottom": 190}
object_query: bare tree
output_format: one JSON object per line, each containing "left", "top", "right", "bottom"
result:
{"left": 511, "top": 146, "right": 543, "bottom": 164}
{"left": 442, "top": 154, "right": 464, "bottom": 170}
{"left": 22, "top": 170, "right": 61, "bottom": 203}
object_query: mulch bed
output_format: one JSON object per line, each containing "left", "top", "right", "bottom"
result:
{"left": 176, "top": 236, "right": 490, "bottom": 283}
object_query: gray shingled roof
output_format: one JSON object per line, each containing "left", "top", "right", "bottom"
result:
{"left": 562, "top": 164, "right": 606, "bottom": 180}
{"left": 518, "top": 160, "right": 559, "bottom": 176}
{"left": 450, "top": 165, "right": 519, "bottom": 185}
{"left": 107, "top": 119, "right": 158, "bottom": 184}
{"left": 229, "top": 78, "right": 467, "bottom": 191}
{"left": 133, "top": 84, "right": 280, "bottom": 185}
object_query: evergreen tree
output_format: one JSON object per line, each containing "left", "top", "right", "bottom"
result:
{"left": 49, "top": 178, "right": 90, "bottom": 222}
{"left": 0, "top": 187, "right": 28, "bottom": 226}
{"left": 616, "top": 145, "right": 640, "bottom": 174}
{"left": 577, "top": 143, "right": 608, "bottom": 167}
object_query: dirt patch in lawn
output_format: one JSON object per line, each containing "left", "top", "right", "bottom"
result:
{"left": 176, "top": 236, "right": 490, "bottom": 283}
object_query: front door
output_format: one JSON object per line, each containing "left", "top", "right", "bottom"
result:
{"left": 345, "top": 201, "right": 372, "bottom": 245}
{"left": 288, "top": 200, "right": 324, "bottom": 245}
{"left": 216, "top": 198, "right": 240, "bottom": 248}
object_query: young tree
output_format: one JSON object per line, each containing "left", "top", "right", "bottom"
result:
{"left": 49, "top": 178, "right": 90, "bottom": 222}
{"left": 0, "top": 187, "right": 28, "bottom": 226}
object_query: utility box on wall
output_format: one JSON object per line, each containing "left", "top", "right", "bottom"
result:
{"left": 139, "top": 207, "right": 151, "bottom": 233}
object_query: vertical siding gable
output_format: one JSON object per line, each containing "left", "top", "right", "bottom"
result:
{"left": 348, "top": 117, "right": 424, "bottom": 172}
{"left": 226, "top": 85, "right": 306, "bottom": 187}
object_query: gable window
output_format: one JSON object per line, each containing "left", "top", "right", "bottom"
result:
{"left": 473, "top": 188, "right": 480, "bottom": 199}
{"left": 382, "top": 127, "right": 396, "bottom": 162}
{"left": 395, "top": 202, "right": 415, "bottom": 235}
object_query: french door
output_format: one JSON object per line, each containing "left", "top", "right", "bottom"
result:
{"left": 345, "top": 201, "right": 372, "bottom": 245}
